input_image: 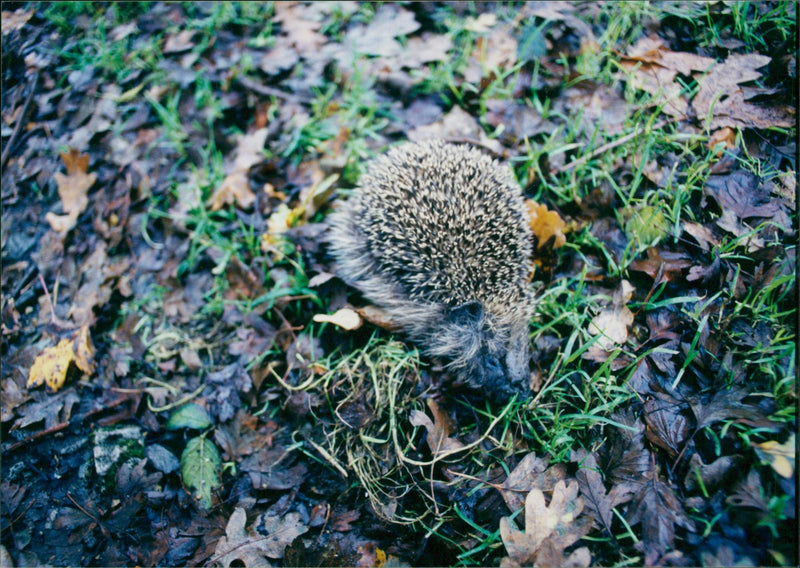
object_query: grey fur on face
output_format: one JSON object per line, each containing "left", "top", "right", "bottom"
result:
{"left": 327, "top": 140, "right": 534, "bottom": 400}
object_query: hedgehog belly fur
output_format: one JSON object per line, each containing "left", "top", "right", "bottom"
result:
{"left": 328, "top": 140, "right": 534, "bottom": 395}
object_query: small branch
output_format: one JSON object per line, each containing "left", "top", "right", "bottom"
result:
{"left": 235, "top": 76, "right": 305, "bottom": 104}
{"left": 550, "top": 118, "right": 673, "bottom": 175}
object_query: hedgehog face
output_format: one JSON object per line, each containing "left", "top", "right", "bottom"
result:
{"left": 445, "top": 301, "right": 530, "bottom": 400}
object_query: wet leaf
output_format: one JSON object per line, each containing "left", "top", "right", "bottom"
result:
{"left": 180, "top": 436, "right": 221, "bottom": 509}
{"left": 571, "top": 449, "right": 628, "bottom": 535}
{"left": 27, "top": 338, "right": 74, "bottom": 392}
{"left": 627, "top": 467, "right": 695, "bottom": 560}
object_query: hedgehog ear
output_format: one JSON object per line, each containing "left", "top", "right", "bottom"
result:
{"left": 449, "top": 301, "right": 484, "bottom": 327}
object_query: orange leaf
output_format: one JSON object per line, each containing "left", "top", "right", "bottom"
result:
{"left": 526, "top": 200, "right": 567, "bottom": 250}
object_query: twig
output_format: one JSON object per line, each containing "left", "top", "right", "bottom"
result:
{"left": 37, "top": 272, "right": 70, "bottom": 329}
{"left": 235, "top": 76, "right": 305, "bottom": 104}
{"left": 1, "top": 72, "right": 40, "bottom": 173}
{"left": 3, "top": 394, "right": 136, "bottom": 453}
{"left": 550, "top": 118, "right": 673, "bottom": 175}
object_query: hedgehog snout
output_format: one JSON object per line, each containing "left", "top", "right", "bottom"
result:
{"left": 447, "top": 301, "right": 530, "bottom": 401}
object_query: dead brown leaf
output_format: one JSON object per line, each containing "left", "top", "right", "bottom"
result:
{"left": 208, "top": 128, "right": 269, "bottom": 211}
{"left": 498, "top": 452, "right": 567, "bottom": 513}
{"left": 500, "top": 479, "right": 592, "bottom": 567}
{"left": 620, "top": 36, "right": 714, "bottom": 118}
{"left": 409, "top": 399, "right": 464, "bottom": 457}
{"left": 1, "top": 8, "right": 32, "bottom": 34}
{"left": 587, "top": 280, "right": 635, "bottom": 352}
{"left": 693, "top": 53, "right": 795, "bottom": 130}
{"left": 163, "top": 30, "right": 195, "bottom": 54}
{"left": 313, "top": 307, "right": 363, "bottom": 331}
{"left": 627, "top": 467, "right": 696, "bottom": 562}
{"left": 46, "top": 149, "right": 96, "bottom": 233}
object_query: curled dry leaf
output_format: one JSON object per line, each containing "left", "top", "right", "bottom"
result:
{"left": 313, "top": 307, "right": 363, "bottom": 331}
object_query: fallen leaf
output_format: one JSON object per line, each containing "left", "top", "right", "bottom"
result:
{"left": 409, "top": 399, "right": 464, "bottom": 457}
{"left": 498, "top": 452, "right": 566, "bottom": 513}
{"left": 753, "top": 434, "right": 795, "bottom": 479}
{"left": 619, "top": 36, "right": 714, "bottom": 118}
{"left": 627, "top": 467, "right": 696, "bottom": 561}
{"left": 46, "top": 149, "right": 96, "bottom": 234}
{"left": 500, "top": 479, "right": 592, "bottom": 567}
{"left": 313, "top": 308, "right": 363, "bottom": 331}
{"left": 252, "top": 511, "right": 309, "bottom": 559}
{"left": 27, "top": 326, "right": 96, "bottom": 392}
{"left": 1, "top": 8, "right": 32, "bottom": 34}
{"left": 684, "top": 454, "right": 743, "bottom": 493}
{"left": 180, "top": 436, "right": 221, "bottom": 510}
{"left": 571, "top": 449, "right": 628, "bottom": 535}
{"left": 693, "top": 53, "right": 795, "bottom": 130}
{"left": 208, "top": 128, "right": 269, "bottom": 211}
{"left": 272, "top": 2, "right": 327, "bottom": 55}
{"left": 629, "top": 248, "right": 693, "bottom": 281}
{"left": 587, "top": 280, "right": 635, "bottom": 351}
{"left": 211, "top": 508, "right": 272, "bottom": 568}
{"left": 163, "top": 29, "right": 195, "bottom": 54}
{"left": 526, "top": 201, "right": 567, "bottom": 250}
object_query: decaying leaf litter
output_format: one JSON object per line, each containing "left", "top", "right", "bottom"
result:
{"left": 1, "top": 2, "right": 796, "bottom": 567}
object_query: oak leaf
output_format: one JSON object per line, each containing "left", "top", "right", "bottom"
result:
{"left": 46, "top": 149, "right": 96, "bottom": 234}
{"left": 500, "top": 479, "right": 592, "bottom": 567}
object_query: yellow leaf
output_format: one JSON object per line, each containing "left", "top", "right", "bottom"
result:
{"left": 28, "top": 338, "right": 74, "bottom": 392}
{"left": 526, "top": 200, "right": 567, "bottom": 250}
{"left": 27, "top": 326, "right": 96, "bottom": 392}
{"left": 754, "top": 434, "right": 795, "bottom": 479}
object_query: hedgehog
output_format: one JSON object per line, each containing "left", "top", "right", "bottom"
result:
{"left": 327, "top": 140, "right": 534, "bottom": 400}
